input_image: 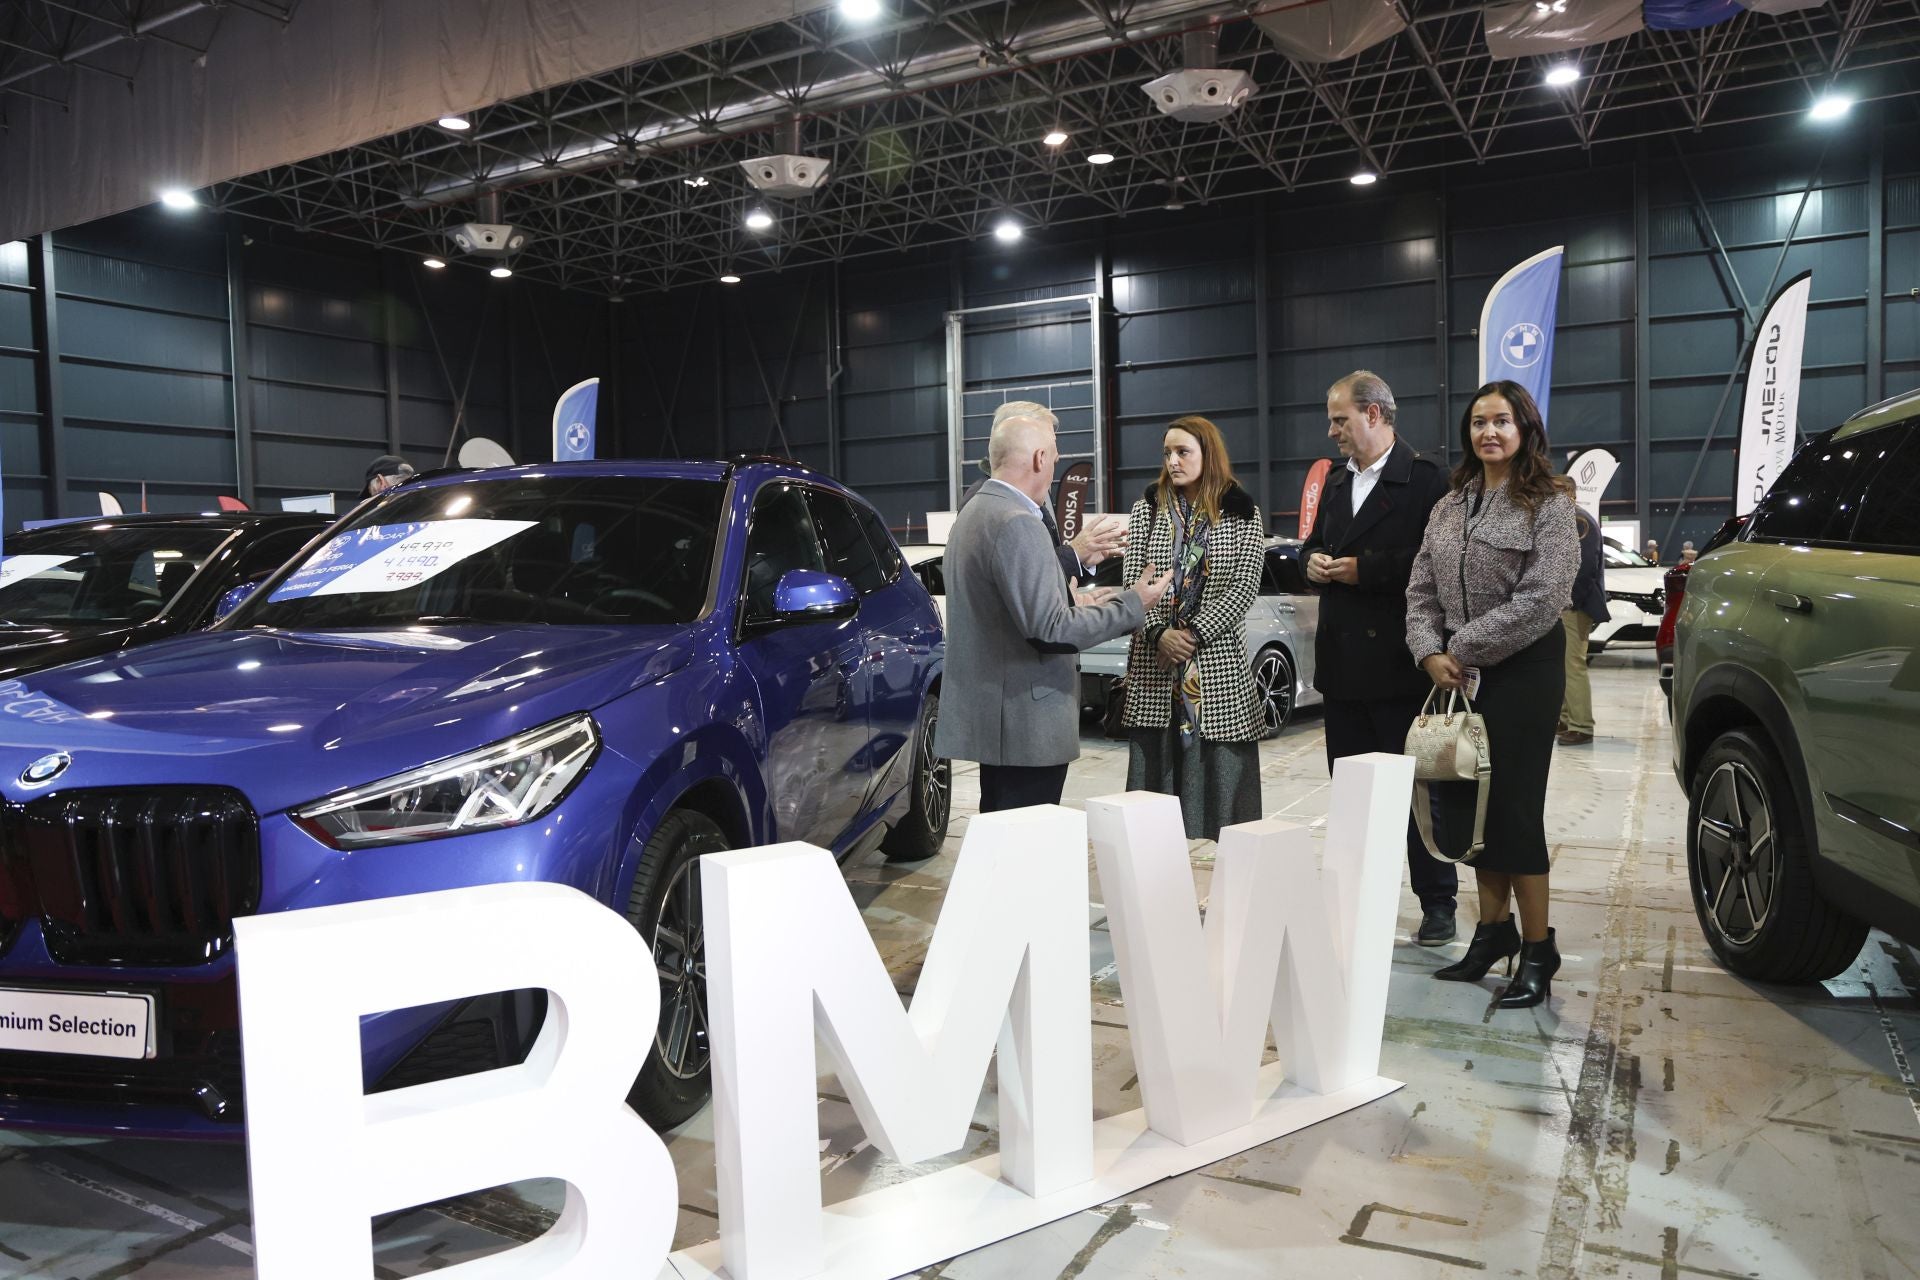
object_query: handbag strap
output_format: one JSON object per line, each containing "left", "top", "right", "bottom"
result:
{"left": 1411, "top": 751, "right": 1492, "bottom": 864}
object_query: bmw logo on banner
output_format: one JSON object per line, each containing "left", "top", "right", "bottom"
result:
{"left": 552, "top": 378, "right": 601, "bottom": 462}
{"left": 1479, "top": 246, "right": 1563, "bottom": 430}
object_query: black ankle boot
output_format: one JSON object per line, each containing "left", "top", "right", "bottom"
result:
{"left": 1433, "top": 915, "right": 1520, "bottom": 982}
{"left": 1496, "top": 929, "right": 1561, "bottom": 1009}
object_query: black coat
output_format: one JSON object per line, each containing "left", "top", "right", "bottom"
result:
{"left": 1571, "top": 513, "right": 1612, "bottom": 624}
{"left": 1301, "top": 438, "right": 1449, "bottom": 701}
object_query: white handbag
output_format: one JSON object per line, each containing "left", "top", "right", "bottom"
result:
{"left": 1403, "top": 687, "right": 1491, "bottom": 863}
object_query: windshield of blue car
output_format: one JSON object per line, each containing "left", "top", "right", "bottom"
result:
{"left": 232, "top": 476, "right": 725, "bottom": 630}
{"left": 0, "top": 525, "right": 231, "bottom": 626}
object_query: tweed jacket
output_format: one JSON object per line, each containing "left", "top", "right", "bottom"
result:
{"left": 934, "top": 480, "right": 1146, "bottom": 767}
{"left": 1120, "top": 482, "right": 1265, "bottom": 741}
{"left": 1406, "top": 481, "right": 1580, "bottom": 670}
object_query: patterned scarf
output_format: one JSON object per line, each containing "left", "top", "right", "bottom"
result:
{"left": 1168, "top": 493, "right": 1212, "bottom": 742}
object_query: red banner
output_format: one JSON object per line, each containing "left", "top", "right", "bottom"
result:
{"left": 1055, "top": 461, "right": 1095, "bottom": 542}
{"left": 1297, "top": 458, "right": 1334, "bottom": 539}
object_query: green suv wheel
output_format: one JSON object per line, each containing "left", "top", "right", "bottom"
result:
{"left": 1686, "top": 729, "right": 1867, "bottom": 983}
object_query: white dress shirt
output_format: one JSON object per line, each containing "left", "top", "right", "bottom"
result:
{"left": 1349, "top": 448, "right": 1391, "bottom": 516}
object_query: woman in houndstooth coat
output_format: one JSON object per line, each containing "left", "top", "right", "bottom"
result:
{"left": 1121, "top": 415, "right": 1267, "bottom": 839}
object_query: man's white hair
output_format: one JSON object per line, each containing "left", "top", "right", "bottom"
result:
{"left": 992, "top": 399, "right": 1056, "bottom": 428}
{"left": 989, "top": 412, "right": 1054, "bottom": 473}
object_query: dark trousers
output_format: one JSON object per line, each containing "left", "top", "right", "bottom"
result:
{"left": 979, "top": 763, "right": 1071, "bottom": 813}
{"left": 1323, "top": 693, "right": 1458, "bottom": 912}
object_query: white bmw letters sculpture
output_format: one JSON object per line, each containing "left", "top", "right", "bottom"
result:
{"left": 236, "top": 753, "right": 1413, "bottom": 1279}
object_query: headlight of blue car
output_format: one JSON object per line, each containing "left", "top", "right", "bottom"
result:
{"left": 292, "top": 714, "right": 599, "bottom": 849}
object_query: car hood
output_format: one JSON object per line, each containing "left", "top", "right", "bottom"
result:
{"left": 1605, "top": 567, "right": 1666, "bottom": 593}
{"left": 0, "top": 623, "right": 706, "bottom": 814}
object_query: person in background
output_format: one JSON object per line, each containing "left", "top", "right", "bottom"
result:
{"left": 1680, "top": 541, "right": 1698, "bottom": 564}
{"left": 1643, "top": 538, "right": 1660, "bottom": 565}
{"left": 936, "top": 410, "right": 1172, "bottom": 811}
{"left": 1558, "top": 510, "right": 1609, "bottom": 747}
{"left": 1304, "top": 371, "right": 1455, "bottom": 945}
{"left": 1119, "top": 416, "right": 1266, "bottom": 840}
{"left": 960, "top": 401, "right": 1126, "bottom": 593}
{"left": 1406, "top": 380, "right": 1579, "bottom": 1010}
{"left": 361, "top": 454, "right": 416, "bottom": 500}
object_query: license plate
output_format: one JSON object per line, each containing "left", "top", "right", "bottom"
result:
{"left": 0, "top": 986, "right": 156, "bottom": 1060}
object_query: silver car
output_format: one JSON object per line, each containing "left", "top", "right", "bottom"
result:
{"left": 1078, "top": 536, "right": 1323, "bottom": 737}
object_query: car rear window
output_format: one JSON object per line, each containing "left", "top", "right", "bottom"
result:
{"left": 1746, "top": 430, "right": 1877, "bottom": 547}
{"left": 1847, "top": 421, "right": 1920, "bottom": 553}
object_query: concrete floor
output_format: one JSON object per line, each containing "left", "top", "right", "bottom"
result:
{"left": 3, "top": 652, "right": 1919, "bottom": 1278}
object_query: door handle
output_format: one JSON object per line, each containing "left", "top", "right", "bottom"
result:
{"left": 1769, "top": 590, "right": 1812, "bottom": 615}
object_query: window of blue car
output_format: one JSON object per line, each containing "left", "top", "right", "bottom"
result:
{"left": 0, "top": 525, "right": 231, "bottom": 625}
{"left": 235, "top": 477, "right": 725, "bottom": 628}
{"left": 853, "top": 502, "right": 906, "bottom": 586}
{"left": 742, "top": 482, "right": 828, "bottom": 624}
{"left": 807, "top": 489, "right": 893, "bottom": 594}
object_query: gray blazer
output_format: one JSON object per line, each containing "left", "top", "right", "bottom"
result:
{"left": 935, "top": 481, "right": 1145, "bottom": 766}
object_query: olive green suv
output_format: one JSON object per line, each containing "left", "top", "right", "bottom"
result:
{"left": 1670, "top": 388, "right": 1920, "bottom": 983}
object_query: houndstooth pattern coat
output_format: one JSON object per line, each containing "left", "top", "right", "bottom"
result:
{"left": 1120, "top": 482, "right": 1266, "bottom": 742}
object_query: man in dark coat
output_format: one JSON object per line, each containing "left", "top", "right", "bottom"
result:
{"left": 1303, "top": 371, "right": 1456, "bottom": 945}
{"left": 1558, "top": 511, "right": 1611, "bottom": 746}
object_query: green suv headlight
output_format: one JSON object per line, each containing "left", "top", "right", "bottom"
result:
{"left": 292, "top": 715, "right": 598, "bottom": 849}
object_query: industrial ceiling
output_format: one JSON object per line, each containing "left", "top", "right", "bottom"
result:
{"left": 9, "top": 0, "right": 1918, "bottom": 294}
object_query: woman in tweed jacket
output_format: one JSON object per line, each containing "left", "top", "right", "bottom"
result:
{"left": 1121, "top": 416, "right": 1266, "bottom": 839}
{"left": 1406, "top": 380, "right": 1579, "bottom": 1011}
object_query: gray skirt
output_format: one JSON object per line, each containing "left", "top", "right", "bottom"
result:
{"left": 1126, "top": 721, "right": 1263, "bottom": 841}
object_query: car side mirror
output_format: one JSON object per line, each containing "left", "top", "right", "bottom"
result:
{"left": 771, "top": 570, "right": 859, "bottom": 623}
{"left": 213, "top": 576, "right": 266, "bottom": 623}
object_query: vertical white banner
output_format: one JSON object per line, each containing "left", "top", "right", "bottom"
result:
{"left": 1567, "top": 448, "right": 1619, "bottom": 524}
{"left": 1735, "top": 270, "right": 1812, "bottom": 516}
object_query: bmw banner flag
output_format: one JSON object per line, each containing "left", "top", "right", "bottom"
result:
{"left": 552, "top": 377, "right": 600, "bottom": 462}
{"left": 1478, "top": 245, "right": 1563, "bottom": 429}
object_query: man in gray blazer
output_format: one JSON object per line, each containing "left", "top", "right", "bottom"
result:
{"left": 960, "top": 401, "right": 1126, "bottom": 589}
{"left": 937, "top": 411, "right": 1173, "bottom": 811}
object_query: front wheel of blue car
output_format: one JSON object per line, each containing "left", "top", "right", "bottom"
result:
{"left": 626, "top": 808, "right": 730, "bottom": 1129}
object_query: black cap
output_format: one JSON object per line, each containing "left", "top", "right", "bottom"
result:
{"left": 365, "top": 454, "right": 415, "bottom": 483}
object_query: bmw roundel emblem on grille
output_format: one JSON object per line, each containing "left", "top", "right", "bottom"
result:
{"left": 20, "top": 751, "right": 71, "bottom": 786}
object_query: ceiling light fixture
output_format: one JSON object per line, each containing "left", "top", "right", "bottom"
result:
{"left": 438, "top": 115, "right": 472, "bottom": 131}
{"left": 744, "top": 208, "right": 775, "bottom": 231}
{"left": 489, "top": 266, "right": 513, "bottom": 279}
{"left": 1808, "top": 91, "right": 1854, "bottom": 121}
{"left": 720, "top": 273, "right": 742, "bottom": 284}
{"left": 1544, "top": 64, "right": 1581, "bottom": 87}
{"left": 684, "top": 175, "right": 710, "bottom": 188}
{"left": 1349, "top": 171, "right": 1378, "bottom": 186}
{"left": 1043, "top": 129, "right": 1069, "bottom": 147}
{"left": 422, "top": 256, "right": 448, "bottom": 269}
{"left": 1087, "top": 151, "right": 1116, "bottom": 166}
{"left": 993, "top": 219, "right": 1023, "bottom": 242}
{"left": 159, "top": 188, "right": 196, "bottom": 211}
{"left": 840, "top": 0, "right": 882, "bottom": 19}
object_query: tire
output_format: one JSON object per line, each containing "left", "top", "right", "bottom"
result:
{"left": 1686, "top": 728, "right": 1867, "bottom": 983}
{"left": 1253, "top": 646, "right": 1296, "bottom": 739}
{"left": 624, "top": 808, "right": 730, "bottom": 1129}
{"left": 882, "top": 693, "right": 951, "bottom": 862}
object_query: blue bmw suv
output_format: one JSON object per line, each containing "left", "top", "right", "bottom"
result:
{"left": 0, "top": 459, "right": 947, "bottom": 1137}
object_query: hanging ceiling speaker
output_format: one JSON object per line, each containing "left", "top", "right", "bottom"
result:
{"left": 1141, "top": 69, "right": 1256, "bottom": 123}
{"left": 447, "top": 222, "right": 528, "bottom": 256}
{"left": 738, "top": 154, "right": 832, "bottom": 196}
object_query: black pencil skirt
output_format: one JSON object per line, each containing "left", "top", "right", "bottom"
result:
{"left": 1433, "top": 623, "right": 1564, "bottom": 875}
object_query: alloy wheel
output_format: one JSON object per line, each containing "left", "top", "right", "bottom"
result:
{"left": 918, "top": 702, "right": 951, "bottom": 834}
{"left": 1694, "top": 760, "right": 1779, "bottom": 946}
{"left": 652, "top": 855, "right": 710, "bottom": 1081}
{"left": 1255, "top": 649, "right": 1293, "bottom": 737}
